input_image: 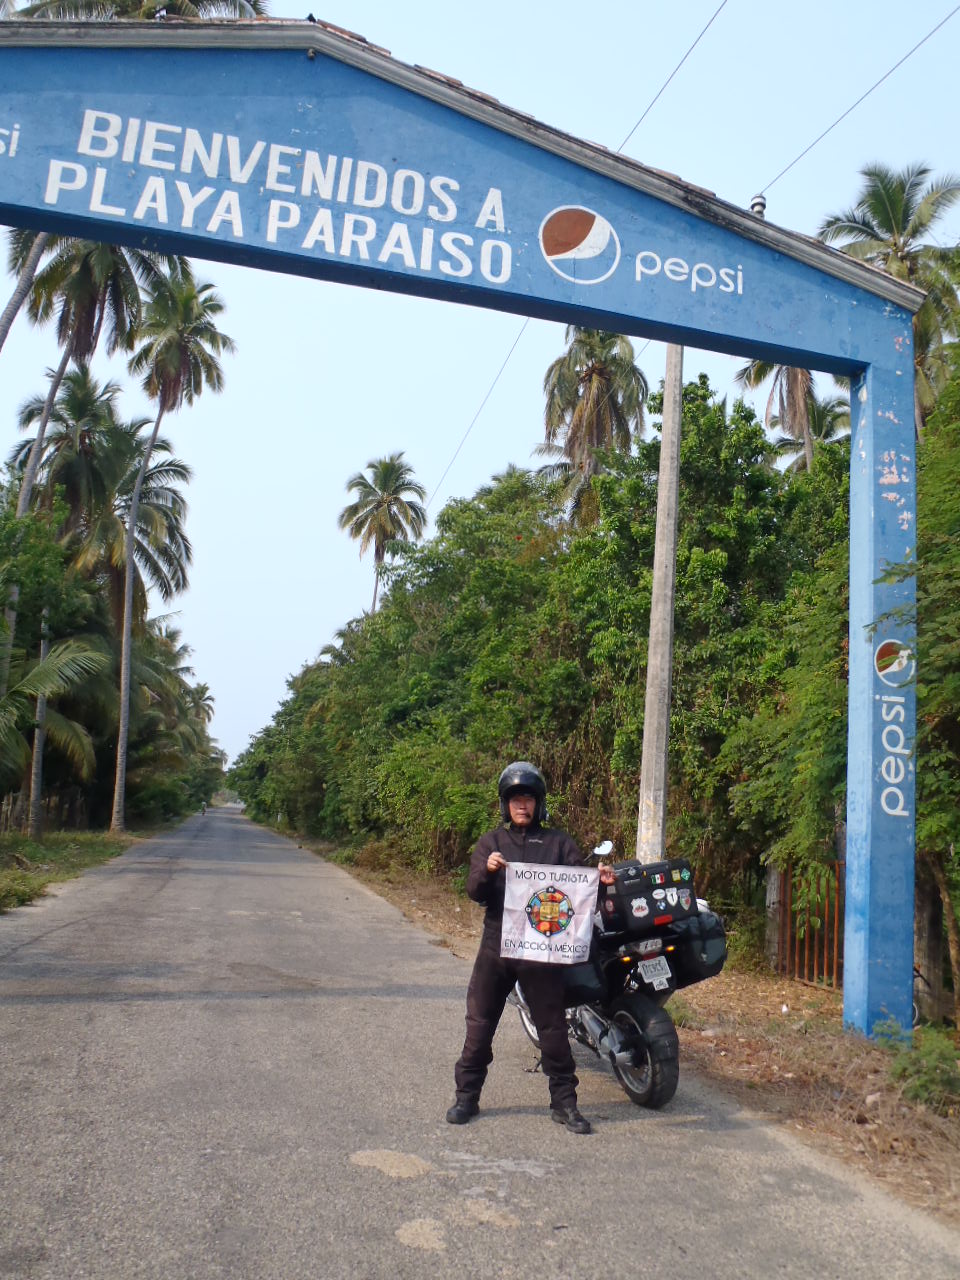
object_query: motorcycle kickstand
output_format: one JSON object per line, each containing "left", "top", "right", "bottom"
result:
{"left": 524, "top": 1054, "right": 543, "bottom": 1075}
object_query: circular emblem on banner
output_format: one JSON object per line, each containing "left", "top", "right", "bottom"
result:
{"left": 539, "top": 206, "right": 620, "bottom": 284}
{"left": 526, "top": 886, "right": 574, "bottom": 936}
{"left": 874, "top": 638, "right": 915, "bottom": 688}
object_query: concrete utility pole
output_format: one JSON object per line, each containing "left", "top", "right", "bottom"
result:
{"left": 636, "top": 343, "right": 683, "bottom": 863}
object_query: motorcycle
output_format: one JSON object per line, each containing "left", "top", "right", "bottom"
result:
{"left": 508, "top": 841, "right": 727, "bottom": 1109}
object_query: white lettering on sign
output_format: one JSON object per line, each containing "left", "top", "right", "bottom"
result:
{"left": 636, "top": 249, "right": 742, "bottom": 294}
{"left": 57, "top": 107, "right": 506, "bottom": 282}
{"left": 0, "top": 125, "right": 20, "bottom": 157}
{"left": 877, "top": 694, "right": 911, "bottom": 818}
{"left": 174, "top": 181, "right": 216, "bottom": 228}
{"left": 266, "top": 143, "right": 301, "bottom": 194}
{"left": 475, "top": 187, "right": 505, "bottom": 231}
{"left": 140, "top": 120, "right": 182, "bottom": 171}
{"left": 133, "top": 176, "right": 168, "bottom": 223}
{"left": 89, "top": 166, "right": 124, "bottom": 217}
{"left": 74, "top": 109, "right": 464, "bottom": 217}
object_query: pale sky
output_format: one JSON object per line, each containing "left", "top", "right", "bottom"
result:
{"left": 2, "top": 2, "right": 959, "bottom": 762}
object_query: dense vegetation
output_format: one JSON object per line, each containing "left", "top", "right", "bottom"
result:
{"left": 231, "top": 164, "right": 960, "bottom": 1019}
{"left": 231, "top": 360, "right": 960, "bottom": 998}
{"left": 0, "top": 249, "right": 227, "bottom": 832}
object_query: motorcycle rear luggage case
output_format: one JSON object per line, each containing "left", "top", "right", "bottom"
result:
{"left": 599, "top": 858, "right": 698, "bottom": 937}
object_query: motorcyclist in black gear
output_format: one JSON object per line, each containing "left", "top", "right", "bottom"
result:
{"left": 446, "top": 761, "right": 612, "bottom": 1135}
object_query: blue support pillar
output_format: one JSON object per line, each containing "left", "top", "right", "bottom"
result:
{"left": 844, "top": 354, "right": 917, "bottom": 1034}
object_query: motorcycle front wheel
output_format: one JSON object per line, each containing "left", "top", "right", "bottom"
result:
{"left": 610, "top": 993, "right": 680, "bottom": 1109}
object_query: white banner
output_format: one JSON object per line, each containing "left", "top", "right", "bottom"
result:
{"left": 500, "top": 862, "right": 599, "bottom": 964}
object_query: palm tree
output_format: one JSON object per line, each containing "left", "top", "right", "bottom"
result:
{"left": 11, "top": 365, "right": 125, "bottom": 530}
{"left": 818, "top": 163, "right": 960, "bottom": 437}
{"left": 0, "top": 638, "right": 107, "bottom": 787}
{"left": 11, "top": 367, "right": 193, "bottom": 626}
{"left": 0, "top": 231, "right": 52, "bottom": 358}
{"left": 111, "top": 272, "right": 233, "bottom": 832}
{"left": 733, "top": 361, "right": 814, "bottom": 473}
{"left": 337, "top": 453, "right": 427, "bottom": 612}
{"left": 10, "top": 367, "right": 193, "bottom": 833}
{"left": 0, "top": 242, "right": 185, "bottom": 698}
{"left": 189, "top": 682, "right": 215, "bottom": 725}
{"left": 14, "top": 238, "right": 180, "bottom": 519}
{"left": 773, "top": 391, "right": 850, "bottom": 473}
{"left": 541, "top": 327, "right": 647, "bottom": 520}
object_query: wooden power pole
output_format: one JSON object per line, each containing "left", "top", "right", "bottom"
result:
{"left": 636, "top": 343, "right": 683, "bottom": 863}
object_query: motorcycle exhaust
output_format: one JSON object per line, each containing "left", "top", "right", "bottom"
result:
{"left": 578, "top": 1006, "right": 635, "bottom": 1068}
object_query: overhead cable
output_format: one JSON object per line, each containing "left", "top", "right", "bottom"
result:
{"left": 761, "top": 5, "right": 960, "bottom": 194}
{"left": 426, "top": 319, "right": 530, "bottom": 510}
{"left": 426, "top": 6, "right": 729, "bottom": 510}
{"left": 617, "top": 0, "right": 730, "bottom": 154}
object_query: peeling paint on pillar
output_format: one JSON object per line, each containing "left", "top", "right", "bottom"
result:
{"left": 845, "top": 324, "right": 917, "bottom": 1034}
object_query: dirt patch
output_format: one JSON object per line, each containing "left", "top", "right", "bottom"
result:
{"left": 317, "top": 850, "right": 960, "bottom": 1228}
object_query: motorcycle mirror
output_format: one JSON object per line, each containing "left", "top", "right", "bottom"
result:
{"left": 593, "top": 839, "right": 614, "bottom": 859}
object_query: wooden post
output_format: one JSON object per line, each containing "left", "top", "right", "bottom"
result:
{"left": 636, "top": 343, "right": 683, "bottom": 864}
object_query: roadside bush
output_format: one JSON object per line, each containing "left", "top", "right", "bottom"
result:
{"left": 374, "top": 721, "right": 494, "bottom": 872}
{"left": 884, "top": 1024, "right": 960, "bottom": 1114}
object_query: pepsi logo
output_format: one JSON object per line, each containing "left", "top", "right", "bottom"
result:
{"left": 539, "top": 206, "right": 620, "bottom": 284}
{"left": 875, "top": 638, "right": 915, "bottom": 688}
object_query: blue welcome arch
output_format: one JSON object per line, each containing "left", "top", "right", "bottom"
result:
{"left": 0, "top": 21, "right": 924, "bottom": 1034}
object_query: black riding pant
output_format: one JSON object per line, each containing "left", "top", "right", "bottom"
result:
{"left": 453, "top": 930, "right": 578, "bottom": 1110}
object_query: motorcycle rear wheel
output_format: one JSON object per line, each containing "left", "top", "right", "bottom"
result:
{"left": 610, "top": 993, "right": 680, "bottom": 1109}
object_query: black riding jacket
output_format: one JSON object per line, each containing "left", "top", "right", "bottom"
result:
{"left": 466, "top": 822, "right": 583, "bottom": 938}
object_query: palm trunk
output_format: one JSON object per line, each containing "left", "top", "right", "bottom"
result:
{"left": 926, "top": 849, "right": 960, "bottom": 1029}
{"left": 787, "top": 368, "right": 814, "bottom": 473}
{"left": 17, "top": 344, "right": 71, "bottom": 519}
{"left": 914, "top": 858, "right": 944, "bottom": 1022}
{"left": 0, "top": 232, "right": 48, "bottom": 357}
{"left": 110, "top": 409, "right": 164, "bottom": 833}
{"left": 914, "top": 383, "right": 925, "bottom": 443}
{"left": 27, "top": 613, "right": 50, "bottom": 840}
{"left": 371, "top": 547, "right": 385, "bottom": 613}
{"left": 0, "top": 343, "right": 72, "bottom": 698}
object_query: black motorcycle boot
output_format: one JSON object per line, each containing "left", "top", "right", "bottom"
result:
{"left": 550, "top": 1105, "right": 592, "bottom": 1134}
{"left": 445, "top": 1095, "right": 480, "bottom": 1125}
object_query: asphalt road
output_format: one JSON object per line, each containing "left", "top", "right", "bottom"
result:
{"left": 1, "top": 808, "right": 958, "bottom": 1280}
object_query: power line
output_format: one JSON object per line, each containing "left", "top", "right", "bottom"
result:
{"left": 761, "top": 5, "right": 960, "bottom": 194}
{"left": 617, "top": 0, "right": 730, "bottom": 153}
{"left": 426, "top": 318, "right": 529, "bottom": 510}
{"left": 426, "top": 5, "right": 729, "bottom": 511}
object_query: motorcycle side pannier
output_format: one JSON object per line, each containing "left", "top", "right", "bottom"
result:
{"left": 670, "top": 909, "right": 728, "bottom": 987}
{"left": 599, "top": 858, "right": 698, "bottom": 937}
{"left": 560, "top": 955, "right": 606, "bottom": 1006}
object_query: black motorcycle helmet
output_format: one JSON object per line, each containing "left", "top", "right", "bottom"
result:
{"left": 498, "top": 761, "right": 548, "bottom": 825}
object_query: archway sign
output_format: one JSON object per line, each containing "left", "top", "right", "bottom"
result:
{"left": 0, "top": 21, "right": 923, "bottom": 1034}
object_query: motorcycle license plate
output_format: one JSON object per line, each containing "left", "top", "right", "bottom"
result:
{"left": 639, "top": 956, "right": 671, "bottom": 983}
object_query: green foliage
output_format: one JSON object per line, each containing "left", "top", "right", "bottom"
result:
{"left": 374, "top": 719, "right": 492, "bottom": 871}
{"left": 231, "top": 377, "right": 841, "bottom": 902}
{"left": 913, "top": 361, "right": 960, "bottom": 859}
{"left": 885, "top": 1025, "right": 960, "bottom": 1114}
{"left": 720, "top": 905, "right": 769, "bottom": 972}
{"left": 230, "top": 354, "right": 960, "bottom": 974}
{"left": 0, "top": 830, "right": 128, "bottom": 911}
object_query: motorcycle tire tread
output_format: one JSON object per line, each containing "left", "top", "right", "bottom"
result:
{"left": 610, "top": 993, "right": 680, "bottom": 1110}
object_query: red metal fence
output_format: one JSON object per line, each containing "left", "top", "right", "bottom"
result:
{"left": 776, "top": 860, "right": 845, "bottom": 987}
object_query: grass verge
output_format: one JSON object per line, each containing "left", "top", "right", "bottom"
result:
{"left": 0, "top": 831, "right": 132, "bottom": 912}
